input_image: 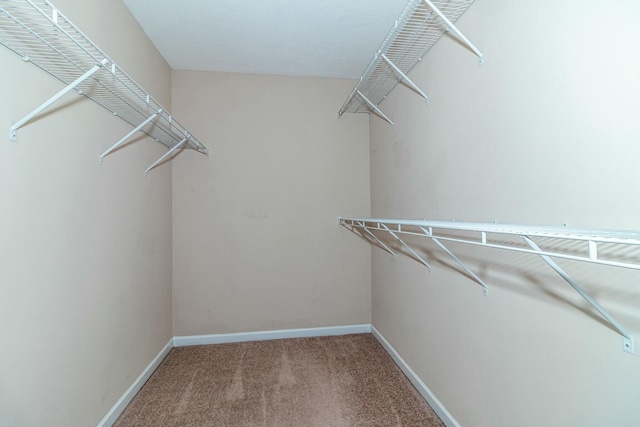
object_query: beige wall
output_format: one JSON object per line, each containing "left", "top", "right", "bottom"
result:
{"left": 171, "top": 71, "right": 371, "bottom": 335}
{"left": 7, "top": 1, "right": 639, "bottom": 425}
{"left": 0, "top": 1, "right": 173, "bottom": 425}
{"left": 370, "top": 1, "right": 640, "bottom": 426}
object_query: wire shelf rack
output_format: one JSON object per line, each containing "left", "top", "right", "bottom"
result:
{"left": 340, "top": 217, "right": 640, "bottom": 354}
{"left": 338, "top": 0, "right": 482, "bottom": 125}
{"left": 0, "top": 0, "right": 209, "bottom": 173}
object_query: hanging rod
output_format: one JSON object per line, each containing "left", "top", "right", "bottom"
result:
{"left": 339, "top": 217, "right": 639, "bottom": 354}
{"left": 338, "top": 0, "right": 482, "bottom": 124}
{"left": 0, "top": 0, "right": 209, "bottom": 173}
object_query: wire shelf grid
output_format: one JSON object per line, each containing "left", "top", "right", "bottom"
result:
{"left": 338, "top": 0, "right": 480, "bottom": 119}
{"left": 0, "top": 0, "right": 209, "bottom": 163}
{"left": 340, "top": 217, "right": 639, "bottom": 353}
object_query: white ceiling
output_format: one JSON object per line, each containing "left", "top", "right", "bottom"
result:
{"left": 122, "top": 0, "right": 409, "bottom": 79}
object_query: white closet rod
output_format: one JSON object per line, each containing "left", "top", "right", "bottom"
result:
{"left": 339, "top": 217, "right": 638, "bottom": 354}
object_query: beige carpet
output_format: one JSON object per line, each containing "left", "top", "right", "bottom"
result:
{"left": 114, "top": 334, "right": 445, "bottom": 426}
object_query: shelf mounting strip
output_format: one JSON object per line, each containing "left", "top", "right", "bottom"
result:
{"left": 0, "top": 0, "right": 209, "bottom": 173}
{"left": 340, "top": 217, "right": 639, "bottom": 354}
{"left": 338, "top": 0, "right": 482, "bottom": 125}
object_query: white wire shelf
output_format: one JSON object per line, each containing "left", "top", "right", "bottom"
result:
{"left": 340, "top": 217, "right": 640, "bottom": 354}
{"left": 338, "top": 0, "right": 482, "bottom": 125}
{"left": 0, "top": 0, "right": 209, "bottom": 173}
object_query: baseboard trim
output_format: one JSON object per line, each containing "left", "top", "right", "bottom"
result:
{"left": 173, "top": 324, "right": 372, "bottom": 347}
{"left": 97, "top": 338, "right": 174, "bottom": 427}
{"left": 371, "top": 326, "right": 460, "bottom": 427}
{"left": 100, "top": 324, "right": 456, "bottom": 427}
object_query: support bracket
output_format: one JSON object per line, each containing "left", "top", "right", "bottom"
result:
{"left": 423, "top": 0, "right": 484, "bottom": 64}
{"left": 341, "top": 222, "right": 382, "bottom": 253}
{"left": 9, "top": 59, "right": 107, "bottom": 141}
{"left": 380, "top": 223, "right": 431, "bottom": 269}
{"left": 339, "top": 217, "right": 638, "bottom": 353}
{"left": 145, "top": 137, "right": 187, "bottom": 175}
{"left": 522, "top": 236, "right": 634, "bottom": 354}
{"left": 623, "top": 337, "right": 635, "bottom": 354}
{"left": 99, "top": 109, "right": 162, "bottom": 163}
{"left": 338, "top": 0, "right": 483, "bottom": 118}
{"left": 359, "top": 221, "right": 396, "bottom": 257}
{"left": 421, "top": 227, "right": 489, "bottom": 296}
{"left": 356, "top": 90, "right": 394, "bottom": 126}
{"left": 380, "top": 53, "right": 429, "bottom": 103}
{"left": 337, "top": 78, "right": 363, "bottom": 118}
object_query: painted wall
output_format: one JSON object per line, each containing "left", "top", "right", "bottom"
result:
{"left": 369, "top": 1, "right": 640, "bottom": 426}
{"left": 0, "top": 1, "right": 173, "bottom": 425}
{"left": 171, "top": 71, "right": 371, "bottom": 336}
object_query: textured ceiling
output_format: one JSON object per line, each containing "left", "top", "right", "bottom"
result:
{"left": 122, "top": 0, "right": 409, "bottom": 79}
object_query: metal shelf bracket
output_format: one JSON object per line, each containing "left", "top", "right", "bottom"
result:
{"left": 359, "top": 221, "right": 397, "bottom": 256}
{"left": 341, "top": 219, "right": 397, "bottom": 257}
{"left": 9, "top": 59, "right": 108, "bottom": 142}
{"left": 0, "top": 0, "right": 209, "bottom": 173}
{"left": 380, "top": 53, "right": 429, "bottom": 103}
{"left": 421, "top": 226, "right": 489, "bottom": 296}
{"left": 381, "top": 223, "right": 431, "bottom": 269}
{"left": 422, "top": 0, "right": 484, "bottom": 65}
{"left": 99, "top": 109, "right": 162, "bottom": 163}
{"left": 339, "top": 217, "right": 640, "bottom": 353}
{"left": 338, "top": 0, "right": 483, "bottom": 122}
{"left": 522, "top": 236, "right": 635, "bottom": 354}
{"left": 356, "top": 90, "right": 394, "bottom": 126}
{"left": 145, "top": 137, "right": 187, "bottom": 175}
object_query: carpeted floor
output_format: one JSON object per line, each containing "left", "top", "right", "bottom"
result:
{"left": 114, "top": 333, "right": 444, "bottom": 426}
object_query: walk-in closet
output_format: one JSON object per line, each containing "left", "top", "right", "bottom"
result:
{"left": 1, "top": 0, "right": 639, "bottom": 426}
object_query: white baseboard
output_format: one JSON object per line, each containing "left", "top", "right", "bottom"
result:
{"left": 97, "top": 338, "right": 174, "bottom": 427}
{"left": 173, "top": 324, "right": 372, "bottom": 347}
{"left": 100, "top": 324, "right": 456, "bottom": 427}
{"left": 371, "top": 326, "right": 460, "bottom": 427}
